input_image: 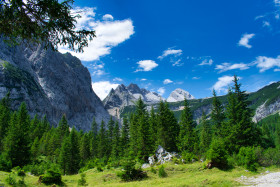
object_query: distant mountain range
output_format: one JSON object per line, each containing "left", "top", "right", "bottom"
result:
{"left": 115, "top": 82, "right": 280, "bottom": 123}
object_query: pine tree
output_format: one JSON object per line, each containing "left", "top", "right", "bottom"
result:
{"left": 31, "top": 137, "right": 40, "bottom": 159}
{"left": 97, "top": 120, "right": 107, "bottom": 158}
{"left": 157, "top": 101, "right": 180, "bottom": 152}
{"left": 59, "top": 137, "right": 71, "bottom": 175}
{"left": 58, "top": 114, "right": 69, "bottom": 139}
{"left": 89, "top": 117, "right": 98, "bottom": 157}
{"left": 149, "top": 106, "right": 158, "bottom": 150}
{"left": 107, "top": 117, "right": 115, "bottom": 155}
{"left": 224, "top": 76, "right": 259, "bottom": 153}
{"left": 69, "top": 127, "right": 80, "bottom": 174}
{"left": 111, "top": 121, "right": 120, "bottom": 159}
{"left": 80, "top": 133, "right": 91, "bottom": 161}
{"left": 199, "top": 112, "right": 212, "bottom": 153}
{"left": 211, "top": 90, "right": 225, "bottom": 137}
{"left": 4, "top": 103, "right": 31, "bottom": 167}
{"left": 120, "top": 116, "right": 129, "bottom": 157}
{"left": 0, "top": 94, "right": 10, "bottom": 151}
{"left": 177, "top": 99, "right": 198, "bottom": 153}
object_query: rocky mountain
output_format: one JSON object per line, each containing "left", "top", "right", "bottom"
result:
{"left": 0, "top": 40, "right": 110, "bottom": 131}
{"left": 167, "top": 88, "right": 195, "bottom": 102}
{"left": 103, "top": 83, "right": 162, "bottom": 116}
{"left": 120, "top": 81, "right": 280, "bottom": 123}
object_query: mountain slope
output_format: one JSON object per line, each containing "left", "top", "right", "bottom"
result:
{"left": 103, "top": 83, "right": 162, "bottom": 117}
{"left": 167, "top": 88, "right": 195, "bottom": 102}
{"left": 120, "top": 82, "right": 280, "bottom": 122}
{"left": 0, "top": 40, "right": 110, "bottom": 131}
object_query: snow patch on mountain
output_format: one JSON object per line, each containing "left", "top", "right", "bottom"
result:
{"left": 167, "top": 88, "right": 195, "bottom": 102}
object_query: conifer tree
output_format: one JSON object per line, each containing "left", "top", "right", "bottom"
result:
{"left": 199, "top": 112, "right": 212, "bottom": 153}
{"left": 69, "top": 127, "right": 81, "bottom": 174}
{"left": 111, "top": 121, "right": 120, "bottom": 159}
{"left": 211, "top": 90, "right": 225, "bottom": 137}
{"left": 31, "top": 137, "right": 40, "bottom": 159}
{"left": 0, "top": 94, "right": 10, "bottom": 151}
{"left": 177, "top": 99, "right": 198, "bottom": 153}
{"left": 58, "top": 114, "right": 70, "bottom": 139}
{"left": 224, "top": 76, "right": 259, "bottom": 153}
{"left": 97, "top": 120, "right": 107, "bottom": 158}
{"left": 59, "top": 137, "right": 71, "bottom": 175}
{"left": 128, "top": 113, "right": 138, "bottom": 156}
{"left": 90, "top": 117, "right": 98, "bottom": 157}
{"left": 80, "top": 133, "right": 91, "bottom": 161}
{"left": 4, "top": 103, "right": 30, "bottom": 167}
{"left": 120, "top": 116, "right": 129, "bottom": 157}
{"left": 157, "top": 101, "right": 180, "bottom": 152}
{"left": 149, "top": 106, "right": 158, "bottom": 149}
{"left": 107, "top": 117, "right": 115, "bottom": 155}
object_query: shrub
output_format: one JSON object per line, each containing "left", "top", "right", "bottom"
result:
{"left": 255, "top": 147, "right": 280, "bottom": 167}
{"left": 181, "top": 151, "right": 198, "bottom": 163}
{"left": 158, "top": 165, "right": 167, "bottom": 178}
{"left": 237, "top": 147, "right": 258, "bottom": 172}
{"left": 0, "top": 153, "right": 12, "bottom": 171}
{"left": 78, "top": 173, "right": 87, "bottom": 186}
{"left": 117, "top": 161, "right": 147, "bottom": 181}
{"left": 41, "top": 169, "right": 62, "bottom": 185}
{"left": 206, "top": 138, "right": 228, "bottom": 169}
{"left": 150, "top": 167, "right": 157, "bottom": 174}
{"left": 5, "top": 173, "right": 16, "bottom": 185}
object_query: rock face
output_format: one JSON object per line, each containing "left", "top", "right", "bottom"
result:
{"left": 253, "top": 99, "right": 280, "bottom": 123}
{"left": 0, "top": 40, "right": 110, "bottom": 131}
{"left": 167, "top": 88, "right": 195, "bottom": 102}
{"left": 103, "top": 83, "right": 162, "bottom": 117}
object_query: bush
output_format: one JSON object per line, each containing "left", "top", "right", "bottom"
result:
{"left": 5, "top": 173, "right": 17, "bottom": 185}
{"left": 237, "top": 147, "right": 258, "bottom": 172}
{"left": 206, "top": 138, "right": 228, "bottom": 169}
{"left": 40, "top": 169, "right": 62, "bottom": 185}
{"left": 255, "top": 147, "right": 280, "bottom": 167}
{"left": 150, "top": 167, "right": 157, "bottom": 174}
{"left": 158, "top": 165, "right": 167, "bottom": 178}
{"left": 0, "top": 153, "right": 12, "bottom": 171}
{"left": 117, "top": 161, "right": 147, "bottom": 181}
{"left": 181, "top": 151, "right": 198, "bottom": 163}
{"left": 78, "top": 173, "right": 87, "bottom": 186}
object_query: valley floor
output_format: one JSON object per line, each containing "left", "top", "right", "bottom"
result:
{"left": 0, "top": 162, "right": 279, "bottom": 187}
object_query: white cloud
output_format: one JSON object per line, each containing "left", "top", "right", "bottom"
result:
{"left": 274, "top": 68, "right": 280, "bottom": 72}
{"left": 86, "top": 61, "right": 106, "bottom": 76}
{"left": 113, "top": 77, "right": 123, "bottom": 82}
{"left": 135, "top": 60, "right": 158, "bottom": 72}
{"left": 158, "top": 48, "right": 182, "bottom": 60}
{"left": 253, "top": 56, "right": 280, "bottom": 72}
{"left": 192, "top": 77, "right": 200, "bottom": 80}
{"left": 58, "top": 7, "right": 134, "bottom": 61}
{"left": 92, "top": 69, "right": 105, "bottom": 76}
{"left": 212, "top": 76, "right": 239, "bottom": 94}
{"left": 238, "top": 33, "right": 255, "bottom": 48}
{"left": 92, "top": 81, "right": 119, "bottom": 100}
{"left": 275, "top": 0, "right": 280, "bottom": 6}
{"left": 157, "top": 87, "right": 165, "bottom": 96}
{"left": 199, "top": 59, "right": 213, "bottom": 66}
{"left": 263, "top": 21, "right": 271, "bottom": 27}
{"left": 140, "top": 78, "right": 147, "bottom": 81}
{"left": 102, "top": 14, "right": 114, "bottom": 21}
{"left": 172, "top": 59, "right": 184, "bottom": 66}
{"left": 215, "top": 62, "right": 250, "bottom": 73}
{"left": 163, "top": 79, "right": 173, "bottom": 84}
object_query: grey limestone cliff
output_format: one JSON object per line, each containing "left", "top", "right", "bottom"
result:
{"left": 0, "top": 40, "right": 110, "bottom": 131}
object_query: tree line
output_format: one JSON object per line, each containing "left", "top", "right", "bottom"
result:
{"left": 0, "top": 76, "right": 279, "bottom": 174}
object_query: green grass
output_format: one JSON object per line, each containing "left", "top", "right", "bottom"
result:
{"left": 1, "top": 162, "right": 278, "bottom": 186}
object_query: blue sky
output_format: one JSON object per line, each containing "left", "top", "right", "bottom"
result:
{"left": 58, "top": 0, "right": 280, "bottom": 100}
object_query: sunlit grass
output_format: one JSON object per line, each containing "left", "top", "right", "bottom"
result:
{"left": 0, "top": 162, "right": 278, "bottom": 186}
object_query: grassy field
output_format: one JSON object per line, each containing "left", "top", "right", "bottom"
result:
{"left": 0, "top": 162, "right": 278, "bottom": 187}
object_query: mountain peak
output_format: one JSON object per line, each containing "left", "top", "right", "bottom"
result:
{"left": 167, "top": 88, "right": 195, "bottom": 102}
{"left": 127, "top": 83, "right": 141, "bottom": 93}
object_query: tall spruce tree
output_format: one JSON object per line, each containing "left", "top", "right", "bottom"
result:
{"left": 59, "top": 136, "right": 71, "bottom": 175}
{"left": 120, "top": 116, "right": 129, "bottom": 157}
{"left": 149, "top": 106, "right": 158, "bottom": 150}
{"left": 97, "top": 120, "right": 107, "bottom": 158}
{"left": 0, "top": 94, "right": 10, "bottom": 151}
{"left": 224, "top": 76, "right": 259, "bottom": 153}
{"left": 80, "top": 133, "right": 91, "bottom": 161}
{"left": 4, "top": 103, "right": 30, "bottom": 167}
{"left": 58, "top": 115, "right": 70, "bottom": 139}
{"left": 90, "top": 117, "right": 98, "bottom": 157}
{"left": 69, "top": 127, "right": 81, "bottom": 174}
{"left": 199, "top": 112, "right": 212, "bottom": 153}
{"left": 211, "top": 90, "right": 225, "bottom": 137}
{"left": 177, "top": 99, "right": 198, "bottom": 153}
{"left": 111, "top": 121, "right": 120, "bottom": 159}
{"left": 157, "top": 101, "right": 180, "bottom": 152}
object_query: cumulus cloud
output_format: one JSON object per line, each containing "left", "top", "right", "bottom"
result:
{"left": 58, "top": 7, "right": 134, "bottom": 61}
{"left": 163, "top": 79, "right": 173, "bottom": 84}
{"left": 238, "top": 33, "right": 255, "bottom": 48}
{"left": 212, "top": 76, "right": 238, "bottom": 94}
{"left": 157, "top": 87, "right": 165, "bottom": 96}
{"left": 86, "top": 61, "right": 106, "bottom": 76}
{"left": 199, "top": 59, "right": 213, "bottom": 66}
{"left": 135, "top": 60, "right": 158, "bottom": 72}
{"left": 102, "top": 14, "right": 114, "bottom": 21}
{"left": 158, "top": 48, "right": 183, "bottom": 60}
{"left": 215, "top": 62, "right": 250, "bottom": 73}
{"left": 253, "top": 56, "right": 280, "bottom": 72}
{"left": 140, "top": 78, "right": 147, "bottom": 81}
{"left": 92, "top": 81, "right": 119, "bottom": 100}
{"left": 113, "top": 77, "right": 123, "bottom": 82}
